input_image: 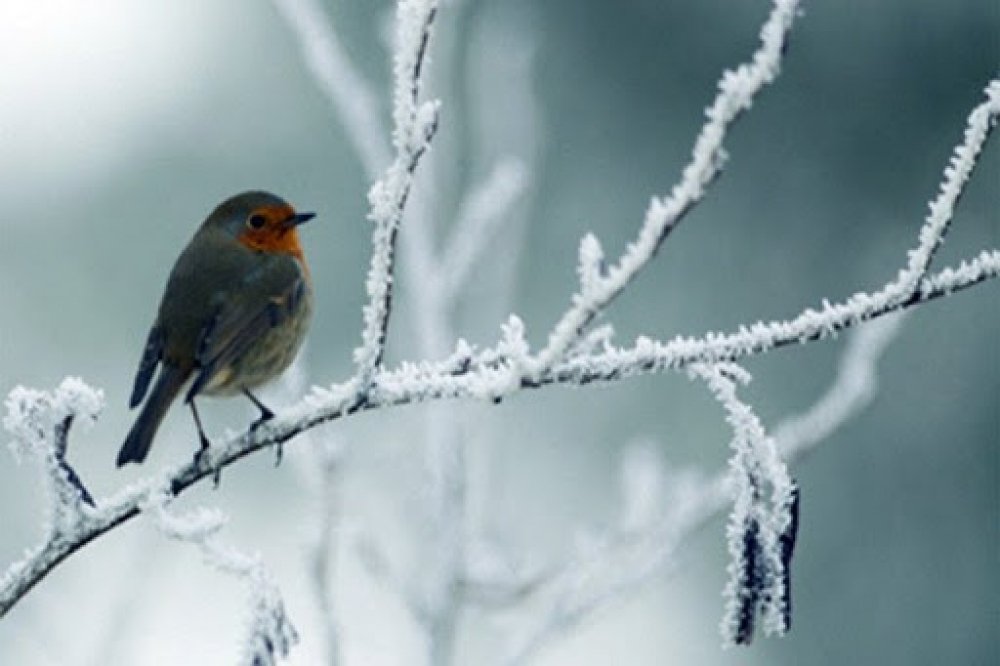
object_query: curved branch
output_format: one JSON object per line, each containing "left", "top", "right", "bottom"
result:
{"left": 2, "top": 12, "right": 996, "bottom": 632}
{"left": 2, "top": 247, "right": 995, "bottom": 619}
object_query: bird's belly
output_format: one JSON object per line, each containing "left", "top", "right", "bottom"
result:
{"left": 201, "top": 293, "right": 312, "bottom": 396}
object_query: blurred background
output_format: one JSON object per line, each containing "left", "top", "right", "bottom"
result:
{"left": 0, "top": 0, "right": 996, "bottom": 664}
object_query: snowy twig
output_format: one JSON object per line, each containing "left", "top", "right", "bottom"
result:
{"left": 363, "top": 243, "right": 998, "bottom": 400}
{"left": 0, "top": 378, "right": 104, "bottom": 615}
{"left": 525, "top": 0, "right": 803, "bottom": 375}
{"left": 4, "top": 378, "right": 102, "bottom": 518}
{"left": 529, "top": 247, "right": 999, "bottom": 389}
{"left": 505, "top": 315, "right": 906, "bottom": 662}
{"left": 688, "top": 363, "right": 796, "bottom": 645}
{"left": 353, "top": 0, "right": 440, "bottom": 383}
{"left": 904, "top": 80, "right": 999, "bottom": 281}
{"left": 277, "top": 3, "right": 531, "bottom": 662}
{"left": 143, "top": 489, "right": 298, "bottom": 665}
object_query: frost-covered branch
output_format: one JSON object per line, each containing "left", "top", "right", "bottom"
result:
{"left": 530, "top": 246, "right": 999, "bottom": 388}
{"left": 526, "top": 0, "right": 802, "bottom": 374}
{"left": 0, "top": 378, "right": 103, "bottom": 615}
{"left": 504, "top": 315, "right": 905, "bottom": 663}
{"left": 4, "top": 378, "right": 102, "bottom": 517}
{"left": 689, "top": 363, "right": 797, "bottom": 645}
{"left": 353, "top": 0, "right": 440, "bottom": 383}
{"left": 1, "top": 248, "right": 992, "bottom": 623}
{"left": 282, "top": 3, "right": 534, "bottom": 662}
{"left": 2, "top": 6, "right": 996, "bottom": 655}
{"left": 362, "top": 242, "right": 998, "bottom": 400}
{"left": 144, "top": 489, "right": 297, "bottom": 665}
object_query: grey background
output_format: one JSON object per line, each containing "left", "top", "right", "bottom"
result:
{"left": 0, "top": 1, "right": 996, "bottom": 664}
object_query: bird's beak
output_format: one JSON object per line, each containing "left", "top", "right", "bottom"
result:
{"left": 286, "top": 212, "right": 315, "bottom": 228}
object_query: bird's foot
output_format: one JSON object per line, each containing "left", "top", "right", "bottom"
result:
{"left": 244, "top": 389, "right": 275, "bottom": 433}
{"left": 249, "top": 412, "right": 273, "bottom": 433}
{"left": 192, "top": 435, "right": 223, "bottom": 488}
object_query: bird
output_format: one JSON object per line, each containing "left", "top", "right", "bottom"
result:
{"left": 116, "top": 191, "right": 315, "bottom": 467}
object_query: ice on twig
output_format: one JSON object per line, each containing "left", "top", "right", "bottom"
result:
{"left": 689, "top": 363, "right": 797, "bottom": 645}
{"left": 4, "top": 377, "right": 104, "bottom": 531}
{"left": 577, "top": 233, "right": 607, "bottom": 299}
{"left": 353, "top": 0, "right": 440, "bottom": 383}
{"left": 5, "top": 377, "right": 103, "bottom": 461}
{"left": 529, "top": 0, "right": 804, "bottom": 373}
{"left": 895, "top": 78, "right": 1000, "bottom": 295}
{"left": 144, "top": 490, "right": 298, "bottom": 664}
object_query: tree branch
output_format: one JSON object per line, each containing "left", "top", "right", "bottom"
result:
{"left": 353, "top": 0, "right": 440, "bottom": 383}
{"left": 2, "top": 8, "right": 996, "bottom": 648}
{"left": 526, "top": 0, "right": 803, "bottom": 374}
{"left": 503, "top": 315, "right": 906, "bottom": 663}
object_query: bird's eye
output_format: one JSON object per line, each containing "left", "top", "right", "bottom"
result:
{"left": 246, "top": 213, "right": 267, "bottom": 230}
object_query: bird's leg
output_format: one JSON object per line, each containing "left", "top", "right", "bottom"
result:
{"left": 243, "top": 389, "right": 275, "bottom": 429}
{"left": 189, "top": 399, "right": 222, "bottom": 487}
{"left": 243, "top": 389, "right": 283, "bottom": 466}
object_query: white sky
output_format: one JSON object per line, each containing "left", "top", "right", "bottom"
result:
{"left": 0, "top": 2, "right": 220, "bottom": 200}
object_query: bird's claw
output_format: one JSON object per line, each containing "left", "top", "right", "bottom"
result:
{"left": 192, "top": 438, "right": 223, "bottom": 488}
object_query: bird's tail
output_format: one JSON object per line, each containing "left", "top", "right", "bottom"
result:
{"left": 117, "top": 365, "right": 189, "bottom": 466}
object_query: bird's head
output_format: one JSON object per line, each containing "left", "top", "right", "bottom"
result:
{"left": 204, "top": 190, "right": 315, "bottom": 258}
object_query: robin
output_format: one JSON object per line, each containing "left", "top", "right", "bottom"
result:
{"left": 116, "top": 191, "right": 315, "bottom": 466}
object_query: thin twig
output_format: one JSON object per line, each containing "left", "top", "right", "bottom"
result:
{"left": 353, "top": 0, "right": 440, "bottom": 383}
{"left": 527, "top": 0, "right": 803, "bottom": 373}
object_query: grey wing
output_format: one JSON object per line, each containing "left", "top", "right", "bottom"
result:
{"left": 185, "top": 259, "right": 307, "bottom": 403}
{"left": 129, "top": 325, "right": 164, "bottom": 408}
